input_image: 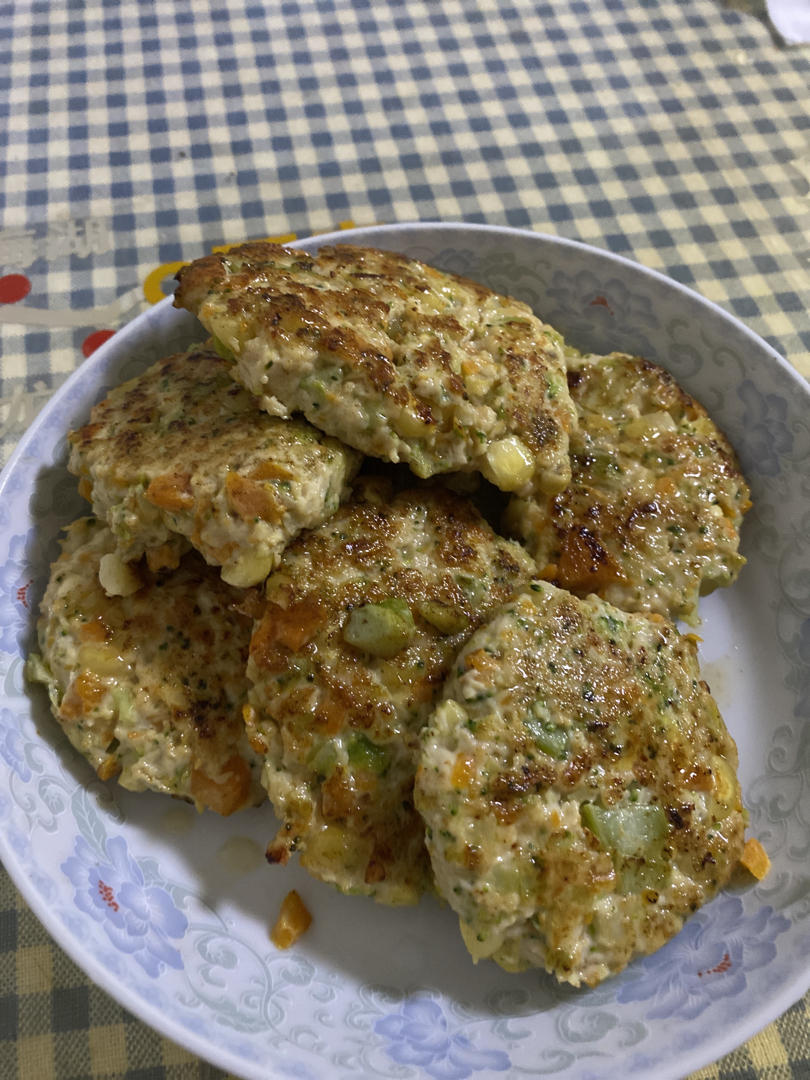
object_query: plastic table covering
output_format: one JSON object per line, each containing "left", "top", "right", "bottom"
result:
{"left": 1, "top": 1, "right": 808, "bottom": 1077}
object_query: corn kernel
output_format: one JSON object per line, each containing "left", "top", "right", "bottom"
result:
{"left": 483, "top": 436, "right": 534, "bottom": 492}
{"left": 98, "top": 552, "right": 141, "bottom": 598}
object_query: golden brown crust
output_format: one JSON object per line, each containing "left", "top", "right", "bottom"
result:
{"left": 68, "top": 344, "right": 361, "bottom": 586}
{"left": 505, "top": 351, "right": 750, "bottom": 623}
{"left": 30, "top": 518, "right": 264, "bottom": 814}
{"left": 416, "top": 581, "right": 745, "bottom": 985}
{"left": 174, "top": 243, "right": 577, "bottom": 495}
{"left": 244, "top": 477, "right": 535, "bottom": 904}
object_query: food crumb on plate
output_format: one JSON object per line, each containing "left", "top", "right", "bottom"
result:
{"left": 271, "top": 889, "right": 313, "bottom": 949}
{"left": 740, "top": 837, "right": 770, "bottom": 880}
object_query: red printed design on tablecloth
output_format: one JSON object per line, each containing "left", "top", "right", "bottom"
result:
{"left": 0, "top": 274, "right": 32, "bottom": 304}
{"left": 82, "top": 330, "right": 115, "bottom": 356}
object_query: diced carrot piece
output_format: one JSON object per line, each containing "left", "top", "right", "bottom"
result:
{"left": 654, "top": 476, "right": 677, "bottom": 496}
{"left": 74, "top": 670, "right": 108, "bottom": 708}
{"left": 145, "top": 471, "right": 194, "bottom": 512}
{"left": 145, "top": 542, "right": 183, "bottom": 571}
{"left": 190, "top": 754, "right": 253, "bottom": 817}
{"left": 249, "top": 460, "right": 295, "bottom": 482}
{"left": 97, "top": 754, "right": 120, "bottom": 782}
{"left": 465, "top": 648, "right": 498, "bottom": 676}
{"left": 451, "top": 752, "right": 475, "bottom": 790}
{"left": 270, "top": 890, "right": 312, "bottom": 949}
{"left": 250, "top": 598, "right": 326, "bottom": 666}
{"left": 740, "top": 836, "right": 770, "bottom": 880}
{"left": 225, "top": 472, "right": 284, "bottom": 524}
{"left": 79, "top": 617, "right": 108, "bottom": 643}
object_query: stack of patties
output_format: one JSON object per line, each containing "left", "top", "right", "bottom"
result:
{"left": 243, "top": 476, "right": 535, "bottom": 904}
{"left": 30, "top": 241, "right": 751, "bottom": 988}
{"left": 29, "top": 340, "right": 361, "bottom": 813}
{"left": 29, "top": 516, "right": 264, "bottom": 815}
{"left": 31, "top": 243, "right": 574, "bottom": 822}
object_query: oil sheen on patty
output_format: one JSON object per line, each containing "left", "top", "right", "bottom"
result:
{"left": 243, "top": 477, "right": 535, "bottom": 905}
{"left": 28, "top": 517, "right": 264, "bottom": 815}
{"left": 68, "top": 344, "right": 361, "bottom": 588}
{"left": 504, "top": 351, "right": 750, "bottom": 624}
{"left": 415, "top": 579, "right": 745, "bottom": 986}
{"left": 174, "top": 242, "right": 577, "bottom": 497}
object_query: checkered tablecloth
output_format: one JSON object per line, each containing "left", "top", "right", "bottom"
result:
{"left": 1, "top": 1, "right": 809, "bottom": 1077}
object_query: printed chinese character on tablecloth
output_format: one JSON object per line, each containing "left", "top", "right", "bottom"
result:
{"left": 0, "top": 229, "right": 38, "bottom": 270}
{"left": 46, "top": 218, "right": 113, "bottom": 260}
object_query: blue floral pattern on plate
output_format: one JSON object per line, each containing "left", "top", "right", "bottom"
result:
{"left": 0, "top": 708, "right": 32, "bottom": 782}
{"left": 62, "top": 834, "right": 188, "bottom": 977}
{"left": 616, "top": 894, "right": 790, "bottom": 1020}
{"left": 0, "top": 532, "right": 35, "bottom": 653}
{"left": 0, "top": 224, "right": 808, "bottom": 1080}
{"left": 375, "top": 997, "right": 510, "bottom": 1080}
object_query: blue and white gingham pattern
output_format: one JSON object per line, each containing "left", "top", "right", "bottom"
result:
{"left": 1, "top": 1, "right": 808, "bottom": 463}
{"left": 1, "top": 3, "right": 809, "bottom": 1078}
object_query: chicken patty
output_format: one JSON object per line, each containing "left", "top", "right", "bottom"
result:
{"left": 174, "top": 242, "right": 576, "bottom": 496}
{"left": 415, "top": 580, "right": 745, "bottom": 986}
{"left": 504, "top": 351, "right": 750, "bottom": 624}
{"left": 244, "top": 477, "right": 535, "bottom": 905}
{"left": 27, "top": 517, "right": 264, "bottom": 815}
{"left": 68, "top": 344, "right": 361, "bottom": 588}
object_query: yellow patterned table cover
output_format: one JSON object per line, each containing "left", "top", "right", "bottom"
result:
{"left": 1, "top": 1, "right": 808, "bottom": 1077}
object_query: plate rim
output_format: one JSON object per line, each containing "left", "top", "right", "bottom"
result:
{"left": 1, "top": 220, "right": 808, "bottom": 1080}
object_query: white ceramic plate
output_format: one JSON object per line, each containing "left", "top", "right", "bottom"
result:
{"left": 1, "top": 223, "right": 808, "bottom": 1080}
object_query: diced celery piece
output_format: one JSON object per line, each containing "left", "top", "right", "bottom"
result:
{"left": 434, "top": 699, "right": 468, "bottom": 730}
{"left": 308, "top": 739, "right": 339, "bottom": 779}
{"left": 111, "top": 686, "right": 135, "bottom": 727}
{"left": 581, "top": 802, "right": 668, "bottom": 857}
{"left": 622, "top": 410, "right": 678, "bottom": 439}
{"left": 581, "top": 801, "right": 671, "bottom": 894}
{"left": 343, "top": 598, "right": 416, "bottom": 658}
{"left": 524, "top": 710, "right": 568, "bottom": 759}
{"left": 408, "top": 444, "right": 431, "bottom": 478}
{"left": 586, "top": 451, "right": 623, "bottom": 482}
{"left": 455, "top": 574, "right": 485, "bottom": 604}
{"left": 300, "top": 375, "right": 329, "bottom": 404}
{"left": 490, "top": 861, "right": 522, "bottom": 895}
{"left": 211, "top": 336, "right": 235, "bottom": 362}
{"left": 24, "top": 652, "right": 51, "bottom": 686}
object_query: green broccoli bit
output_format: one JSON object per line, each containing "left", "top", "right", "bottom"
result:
{"left": 524, "top": 710, "right": 568, "bottom": 759}
{"left": 211, "top": 337, "right": 235, "bottom": 362}
{"left": 347, "top": 733, "right": 390, "bottom": 775}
